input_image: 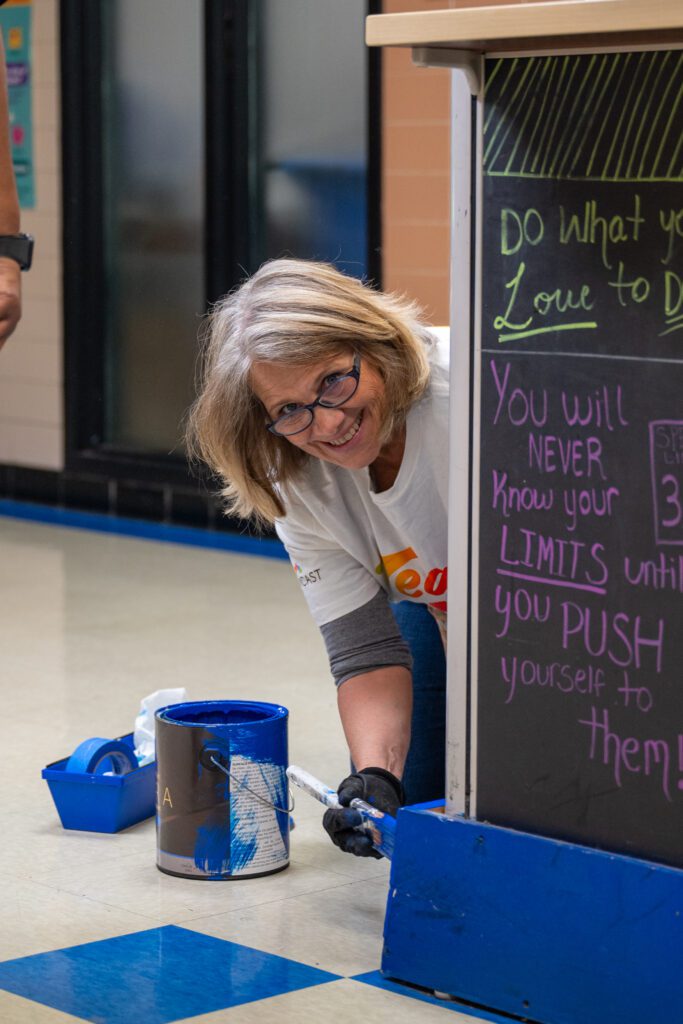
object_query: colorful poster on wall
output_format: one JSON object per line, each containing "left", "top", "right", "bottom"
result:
{"left": 0, "top": 0, "right": 33, "bottom": 208}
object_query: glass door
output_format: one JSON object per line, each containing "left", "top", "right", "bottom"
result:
{"left": 257, "top": 0, "right": 369, "bottom": 277}
{"left": 101, "top": 0, "right": 205, "bottom": 453}
{"left": 62, "top": 0, "right": 377, "bottom": 484}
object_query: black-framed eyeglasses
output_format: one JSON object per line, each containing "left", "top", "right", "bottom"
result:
{"left": 266, "top": 354, "right": 361, "bottom": 436}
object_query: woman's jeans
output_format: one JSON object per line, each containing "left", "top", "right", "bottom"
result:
{"left": 391, "top": 601, "right": 447, "bottom": 805}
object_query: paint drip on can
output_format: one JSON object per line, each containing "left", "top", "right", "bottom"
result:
{"left": 155, "top": 701, "right": 289, "bottom": 879}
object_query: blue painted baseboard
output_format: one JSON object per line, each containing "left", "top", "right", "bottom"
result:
{"left": 0, "top": 499, "right": 288, "bottom": 560}
{"left": 383, "top": 809, "right": 683, "bottom": 1024}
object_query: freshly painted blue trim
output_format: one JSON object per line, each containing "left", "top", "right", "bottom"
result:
{"left": 405, "top": 797, "right": 444, "bottom": 812}
{"left": 383, "top": 809, "right": 683, "bottom": 1024}
{"left": 353, "top": 972, "right": 515, "bottom": 1022}
{"left": 0, "top": 499, "right": 288, "bottom": 560}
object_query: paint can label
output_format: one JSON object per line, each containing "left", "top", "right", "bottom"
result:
{"left": 228, "top": 755, "right": 288, "bottom": 876}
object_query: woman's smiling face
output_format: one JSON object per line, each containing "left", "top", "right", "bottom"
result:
{"left": 250, "top": 351, "right": 388, "bottom": 470}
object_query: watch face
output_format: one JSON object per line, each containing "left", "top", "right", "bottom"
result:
{"left": 0, "top": 234, "right": 33, "bottom": 270}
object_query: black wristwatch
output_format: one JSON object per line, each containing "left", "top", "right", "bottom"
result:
{"left": 0, "top": 234, "right": 33, "bottom": 270}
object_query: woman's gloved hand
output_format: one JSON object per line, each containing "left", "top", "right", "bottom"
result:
{"left": 322, "top": 767, "right": 405, "bottom": 858}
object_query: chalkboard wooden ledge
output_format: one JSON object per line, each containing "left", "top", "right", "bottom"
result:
{"left": 366, "top": 0, "right": 683, "bottom": 56}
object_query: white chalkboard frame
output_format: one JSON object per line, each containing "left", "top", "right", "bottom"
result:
{"left": 445, "top": 63, "right": 483, "bottom": 816}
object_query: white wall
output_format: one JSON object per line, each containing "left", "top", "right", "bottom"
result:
{"left": 0, "top": 0, "right": 62, "bottom": 470}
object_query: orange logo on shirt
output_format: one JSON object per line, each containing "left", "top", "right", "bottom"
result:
{"left": 375, "top": 547, "right": 447, "bottom": 610}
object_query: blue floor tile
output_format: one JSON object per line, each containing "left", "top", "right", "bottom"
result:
{"left": 0, "top": 926, "right": 340, "bottom": 1024}
{"left": 353, "top": 971, "right": 519, "bottom": 1023}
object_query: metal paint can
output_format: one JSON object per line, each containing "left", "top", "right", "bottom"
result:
{"left": 155, "top": 700, "right": 289, "bottom": 879}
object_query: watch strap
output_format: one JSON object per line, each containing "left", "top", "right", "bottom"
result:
{"left": 0, "top": 234, "right": 33, "bottom": 270}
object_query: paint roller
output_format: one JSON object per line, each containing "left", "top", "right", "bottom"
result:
{"left": 286, "top": 764, "right": 395, "bottom": 859}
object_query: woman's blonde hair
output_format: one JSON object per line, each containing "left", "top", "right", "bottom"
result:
{"left": 186, "top": 258, "right": 435, "bottom": 527}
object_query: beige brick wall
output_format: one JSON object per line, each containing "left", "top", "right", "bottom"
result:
{"left": 0, "top": 0, "right": 63, "bottom": 470}
{"left": 381, "top": 0, "right": 455, "bottom": 325}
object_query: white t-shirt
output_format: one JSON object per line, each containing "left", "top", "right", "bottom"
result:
{"left": 275, "top": 329, "right": 449, "bottom": 627}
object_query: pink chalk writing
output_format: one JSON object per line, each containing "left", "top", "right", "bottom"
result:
{"left": 497, "top": 568, "right": 606, "bottom": 595}
{"left": 624, "top": 552, "right": 683, "bottom": 592}
{"left": 560, "top": 385, "right": 629, "bottom": 431}
{"left": 484, "top": 352, "right": 682, "bottom": 824}
{"left": 502, "top": 656, "right": 606, "bottom": 704}
{"left": 649, "top": 420, "right": 683, "bottom": 546}
{"left": 562, "top": 485, "right": 620, "bottom": 532}
{"left": 499, "top": 524, "right": 609, "bottom": 587}
{"left": 492, "top": 470, "right": 554, "bottom": 517}
{"left": 617, "top": 670, "right": 654, "bottom": 713}
{"left": 490, "top": 359, "right": 548, "bottom": 427}
{"left": 561, "top": 603, "right": 665, "bottom": 673}
{"left": 578, "top": 706, "right": 677, "bottom": 801}
{"left": 528, "top": 433, "right": 607, "bottom": 479}
{"left": 494, "top": 583, "right": 551, "bottom": 638}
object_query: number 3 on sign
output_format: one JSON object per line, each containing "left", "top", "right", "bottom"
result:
{"left": 661, "top": 474, "right": 682, "bottom": 528}
{"left": 648, "top": 420, "right": 683, "bottom": 544}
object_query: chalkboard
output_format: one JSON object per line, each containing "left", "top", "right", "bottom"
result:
{"left": 476, "top": 51, "right": 683, "bottom": 868}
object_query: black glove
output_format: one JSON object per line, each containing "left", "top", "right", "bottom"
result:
{"left": 323, "top": 767, "right": 405, "bottom": 859}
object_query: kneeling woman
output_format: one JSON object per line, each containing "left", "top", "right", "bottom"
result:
{"left": 188, "top": 259, "right": 448, "bottom": 857}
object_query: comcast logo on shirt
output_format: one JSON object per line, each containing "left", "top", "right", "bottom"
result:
{"left": 375, "top": 547, "right": 447, "bottom": 610}
{"left": 292, "top": 562, "right": 322, "bottom": 587}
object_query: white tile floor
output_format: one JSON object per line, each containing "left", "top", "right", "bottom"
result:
{"left": 0, "top": 514, "right": 483, "bottom": 1023}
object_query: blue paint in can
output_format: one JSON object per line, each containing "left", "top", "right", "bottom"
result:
{"left": 155, "top": 700, "right": 289, "bottom": 879}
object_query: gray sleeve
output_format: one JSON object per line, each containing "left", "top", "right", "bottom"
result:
{"left": 319, "top": 589, "right": 413, "bottom": 687}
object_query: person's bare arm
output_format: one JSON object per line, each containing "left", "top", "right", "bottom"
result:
{"left": 337, "top": 666, "right": 412, "bottom": 778}
{"left": 0, "top": 29, "right": 21, "bottom": 350}
{"left": 322, "top": 667, "right": 411, "bottom": 857}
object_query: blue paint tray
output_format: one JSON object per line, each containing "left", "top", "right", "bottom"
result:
{"left": 42, "top": 732, "right": 156, "bottom": 833}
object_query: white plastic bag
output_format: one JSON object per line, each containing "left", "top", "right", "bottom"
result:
{"left": 133, "top": 688, "right": 187, "bottom": 765}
